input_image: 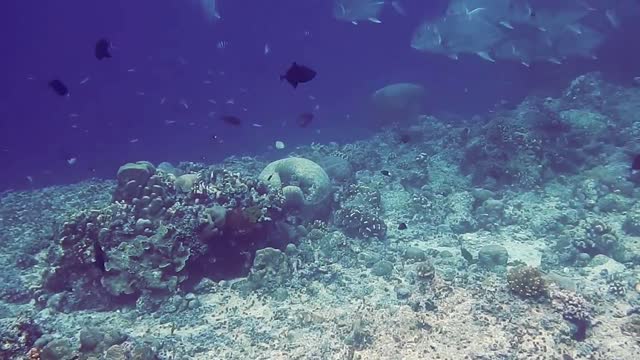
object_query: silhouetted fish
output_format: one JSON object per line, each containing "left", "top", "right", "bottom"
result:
{"left": 460, "top": 247, "right": 475, "bottom": 264}
{"left": 380, "top": 170, "right": 391, "bottom": 177}
{"left": 632, "top": 154, "right": 640, "bottom": 173}
{"left": 49, "top": 79, "right": 69, "bottom": 96}
{"left": 280, "top": 62, "right": 316, "bottom": 88}
{"left": 398, "top": 222, "right": 407, "bottom": 230}
{"left": 95, "top": 38, "right": 112, "bottom": 60}
{"left": 297, "top": 112, "right": 314, "bottom": 127}
{"left": 221, "top": 115, "right": 242, "bottom": 126}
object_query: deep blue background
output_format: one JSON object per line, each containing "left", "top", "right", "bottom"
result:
{"left": 1, "top": 0, "right": 639, "bottom": 191}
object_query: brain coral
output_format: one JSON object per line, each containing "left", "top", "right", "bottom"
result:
{"left": 259, "top": 157, "right": 331, "bottom": 208}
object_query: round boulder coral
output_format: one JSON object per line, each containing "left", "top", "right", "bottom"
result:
{"left": 259, "top": 157, "right": 331, "bottom": 208}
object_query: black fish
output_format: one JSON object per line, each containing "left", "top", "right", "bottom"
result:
{"left": 398, "top": 222, "right": 407, "bottom": 230}
{"left": 297, "top": 112, "right": 314, "bottom": 127}
{"left": 399, "top": 133, "right": 411, "bottom": 143}
{"left": 221, "top": 115, "right": 242, "bottom": 126}
{"left": 460, "top": 247, "right": 475, "bottom": 264}
{"left": 93, "top": 240, "right": 106, "bottom": 272}
{"left": 280, "top": 62, "right": 316, "bottom": 88}
{"left": 632, "top": 154, "right": 640, "bottom": 172}
{"left": 48, "top": 79, "right": 69, "bottom": 96}
{"left": 95, "top": 38, "right": 112, "bottom": 60}
{"left": 380, "top": 170, "right": 391, "bottom": 177}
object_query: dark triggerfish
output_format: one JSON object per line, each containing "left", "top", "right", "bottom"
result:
{"left": 280, "top": 62, "right": 316, "bottom": 88}
{"left": 95, "top": 38, "right": 112, "bottom": 60}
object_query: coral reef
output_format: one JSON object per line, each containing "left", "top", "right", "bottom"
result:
{"left": 507, "top": 266, "right": 548, "bottom": 299}
{"left": 3, "top": 72, "right": 640, "bottom": 359}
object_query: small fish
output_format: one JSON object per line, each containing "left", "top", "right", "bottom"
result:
{"left": 460, "top": 247, "right": 475, "bottom": 263}
{"left": 499, "top": 20, "right": 514, "bottom": 29}
{"left": 160, "top": 97, "right": 166, "bottom": 104}
{"left": 217, "top": 40, "right": 229, "bottom": 50}
{"left": 66, "top": 157, "right": 78, "bottom": 165}
{"left": 221, "top": 115, "right": 242, "bottom": 126}
{"left": 26, "top": 176, "right": 34, "bottom": 184}
{"left": 466, "top": 7, "right": 485, "bottom": 17}
{"left": 136, "top": 91, "right": 145, "bottom": 96}
{"left": 280, "top": 62, "right": 316, "bottom": 88}
{"left": 264, "top": 43, "right": 271, "bottom": 55}
{"left": 547, "top": 57, "right": 563, "bottom": 65}
{"left": 211, "top": 134, "right": 223, "bottom": 143}
{"left": 631, "top": 154, "right": 640, "bottom": 173}
{"left": 127, "top": 68, "right": 136, "bottom": 72}
{"left": 48, "top": 79, "right": 69, "bottom": 96}
{"left": 68, "top": 113, "right": 79, "bottom": 118}
{"left": 633, "top": 76, "right": 640, "bottom": 87}
{"left": 26, "top": 74, "right": 35, "bottom": 80}
{"left": 129, "top": 138, "right": 139, "bottom": 143}
{"left": 164, "top": 120, "right": 176, "bottom": 125}
{"left": 251, "top": 123, "right": 263, "bottom": 128}
{"left": 179, "top": 99, "right": 189, "bottom": 109}
{"left": 391, "top": 1, "right": 407, "bottom": 16}
{"left": 297, "top": 112, "right": 314, "bottom": 127}
{"left": 368, "top": 17, "right": 382, "bottom": 24}
{"left": 566, "top": 24, "right": 582, "bottom": 35}
{"left": 399, "top": 133, "right": 411, "bottom": 143}
{"left": 79, "top": 77, "right": 90, "bottom": 85}
{"left": 203, "top": 80, "right": 212, "bottom": 84}
{"left": 398, "top": 223, "right": 407, "bottom": 230}
{"left": 95, "top": 38, "right": 112, "bottom": 60}
{"left": 208, "top": 99, "right": 217, "bottom": 104}
{"left": 476, "top": 51, "right": 495, "bottom": 62}
{"left": 606, "top": 9, "right": 620, "bottom": 29}
{"left": 226, "top": 98, "right": 235, "bottom": 105}
{"left": 380, "top": 170, "right": 391, "bottom": 177}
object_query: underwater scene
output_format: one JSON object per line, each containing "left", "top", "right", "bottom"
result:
{"left": 3, "top": 0, "right": 640, "bottom": 359}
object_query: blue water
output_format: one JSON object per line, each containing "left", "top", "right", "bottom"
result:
{"left": 1, "top": 0, "right": 639, "bottom": 191}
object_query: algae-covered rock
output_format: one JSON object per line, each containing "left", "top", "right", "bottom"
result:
{"left": 558, "top": 109, "right": 608, "bottom": 137}
{"left": 174, "top": 173, "right": 199, "bottom": 193}
{"left": 478, "top": 244, "right": 509, "bottom": 269}
{"left": 40, "top": 338, "right": 74, "bottom": 360}
{"left": 259, "top": 157, "right": 331, "bottom": 208}
{"left": 372, "top": 260, "right": 394, "bottom": 277}
{"left": 247, "top": 247, "right": 290, "bottom": 291}
{"left": 117, "top": 161, "right": 155, "bottom": 186}
{"left": 115, "top": 161, "right": 156, "bottom": 201}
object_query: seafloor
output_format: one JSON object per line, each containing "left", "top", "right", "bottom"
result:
{"left": 2, "top": 72, "right": 640, "bottom": 360}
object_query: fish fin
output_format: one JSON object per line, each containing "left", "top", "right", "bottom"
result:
{"left": 476, "top": 51, "right": 495, "bottom": 62}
